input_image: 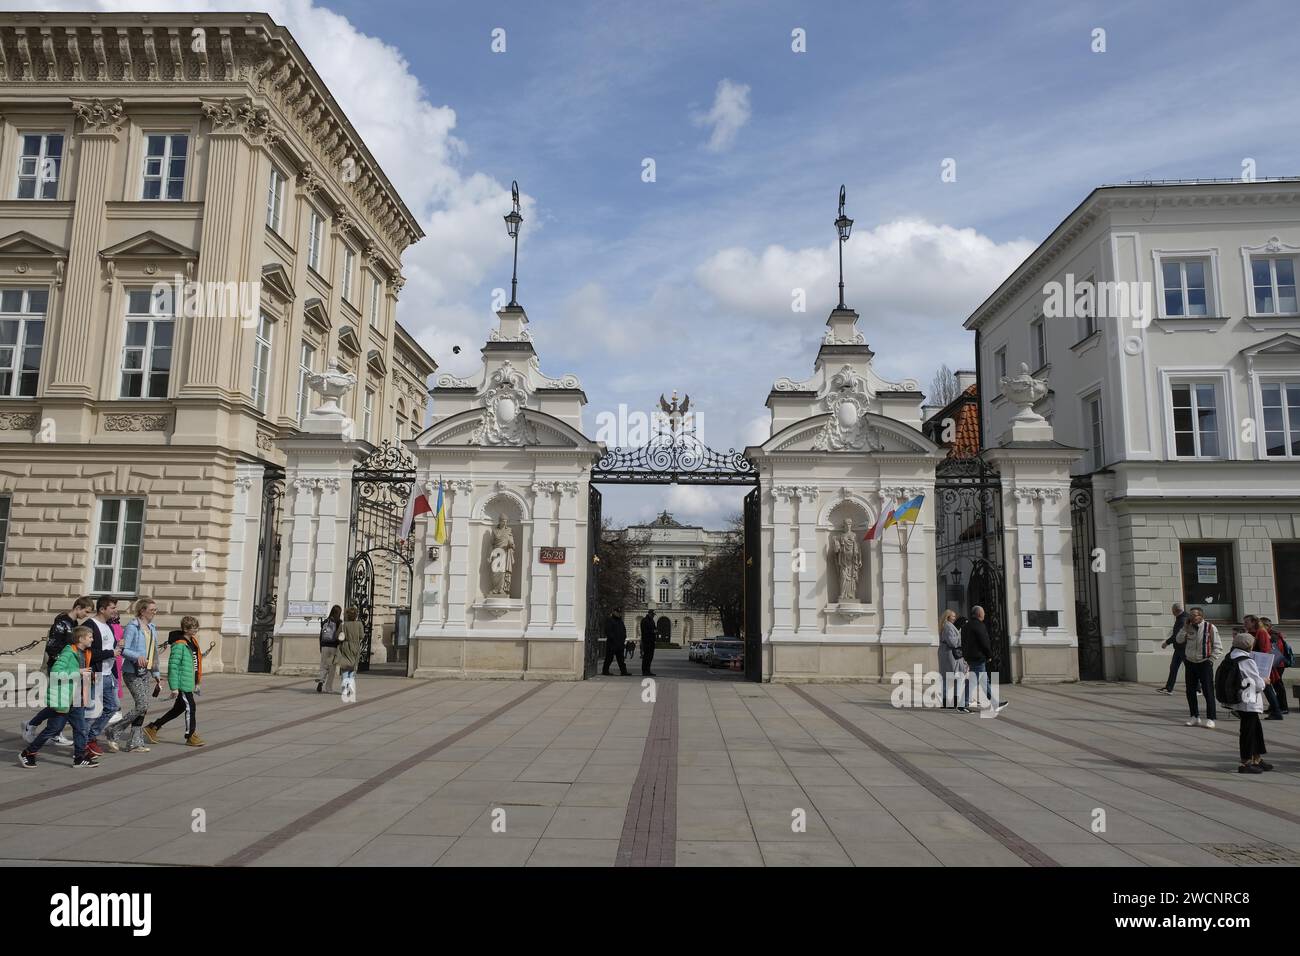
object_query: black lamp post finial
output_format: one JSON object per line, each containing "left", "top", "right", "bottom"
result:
{"left": 834, "top": 184, "right": 854, "bottom": 310}
{"left": 504, "top": 180, "right": 523, "bottom": 307}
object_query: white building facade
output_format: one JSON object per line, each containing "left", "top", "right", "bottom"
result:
{"left": 624, "top": 511, "right": 727, "bottom": 644}
{"left": 966, "top": 180, "right": 1300, "bottom": 682}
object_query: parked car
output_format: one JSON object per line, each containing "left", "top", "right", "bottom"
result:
{"left": 706, "top": 639, "right": 744, "bottom": 669}
{"left": 690, "top": 640, "right": 714, "bottom": 663}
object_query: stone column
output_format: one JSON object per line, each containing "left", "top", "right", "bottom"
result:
{"left": 554, "top": 480, "right": 582, "bottom": 631}
{"left": 444, "top": 479, "right": 475, "bottom": 630}
{"left": 412, "top": 479, "right": 439, "bottom": 634}
{"left": 770, "top": 485, "right": 797, "bottom": 640}
{"left": 794, "top": 486, "right": 820, "bottom": 635}
{"left": 48, "top": 98, "right": 122, "bottom": 401}
{"left": 220, "top": 465, "right": 263, "bottom": 641}
{"left": 525, "top": 481, "right": 558, "bottom": 636}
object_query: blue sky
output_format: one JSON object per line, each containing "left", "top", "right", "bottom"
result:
{"left": 22, "top": 0, "right": 1300, "bottom": 525}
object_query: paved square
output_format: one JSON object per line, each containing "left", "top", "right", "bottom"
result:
{"left": 4, "top": 662, "right": 1300, "bottom": 867}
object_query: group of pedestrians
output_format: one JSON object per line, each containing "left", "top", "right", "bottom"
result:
{"left": 1157, "top": 602, "right": 1291, "bottom": 774}
{"left": 18, "top": 595, "right": 208, "bottom": 769}
{"left": 601, "top": 609, "right": 657, "bottom": 677}
{"left": 937, "top": 606, "right": 1009, "bottom": 714}
{"left": 316, "top": 604, "right": 364, "bottom": 695}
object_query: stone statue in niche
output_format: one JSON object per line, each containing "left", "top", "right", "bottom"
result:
{"left": 487, "top": 516, "right": 516, "bottom": 596}
{"left": 831, "top": 518, "right": 862, "bottom": 604}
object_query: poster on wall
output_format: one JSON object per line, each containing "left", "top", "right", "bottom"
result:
{"left": 1196, "top": 556, "right": 1218, "bottom": 584}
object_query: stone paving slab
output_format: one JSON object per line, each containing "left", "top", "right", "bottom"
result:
{"left": 4, "top": 667, "right": 1300, "bottom": 866}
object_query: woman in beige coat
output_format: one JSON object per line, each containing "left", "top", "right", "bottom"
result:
{"left": 335, "top": 607, "right": 364, "bottom": 697}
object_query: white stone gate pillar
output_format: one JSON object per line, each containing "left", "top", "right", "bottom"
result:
{"left": 220, "top": 463, "right": 263, "bottom": 670}
{"left": 770, "top": 485, "right": 797, "bottom": 640}
{"left": 554, "top": 480, "right": 582, "bottom": 631}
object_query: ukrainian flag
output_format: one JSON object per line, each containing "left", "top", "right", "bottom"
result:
{"left": 433, "top": 479, "right": 447, "bottom": 544}
{"left": 887, "top": 494, "right": 924, "bottom": 526}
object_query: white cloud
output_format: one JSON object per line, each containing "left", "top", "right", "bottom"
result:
{"left": 693, "top": 78, "right": 751, "bottom": 153}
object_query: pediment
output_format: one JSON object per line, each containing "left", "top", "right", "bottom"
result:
{"left": 100, "top": 231, "right": 197, "bottom": 260}
{"left": 261, "top": 262, "right": 296, "bottom": 303}
{"left": 366, "top": 348, "right": 387, "bottom": 375}
{"left": 303, "top": 297, "right": 331, "bottom": 333}
{"left": 1242, "top": 332, "right": 1300, "bottom": 356}
{"left": 418, "top": 407, "right": 600, "bottom": 453}
{"left": 760, "top": 412, "right": 938, "bottom": 455}
{"left": 0, "top": 231, "right": 67, "bottom": 258}
{"left": 338, "top": 324, "right": 361, "bottom": 354}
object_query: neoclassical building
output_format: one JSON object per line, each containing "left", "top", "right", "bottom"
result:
{"left": 0, "top": 12, "right": 434, "bottom": 669}
{"left": 624, "top": 511, "right": 728, "bottom": 644}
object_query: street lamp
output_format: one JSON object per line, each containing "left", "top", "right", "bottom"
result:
{"left": 835, "top": 184, "right": 853, "bottom": 310}
{"left": 503, "top": 180, "right": 523, "bottom": 307}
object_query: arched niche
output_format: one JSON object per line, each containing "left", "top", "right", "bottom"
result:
{"left": 824, "top": 498, "right": 871, "bottom": 604}
{"left": 477, "top": 490, "right": 527, "bottom": 600}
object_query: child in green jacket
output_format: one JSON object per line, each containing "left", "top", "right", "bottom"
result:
{"left": 144, "top": 617, "right": 205, "bottom": 747}
{"left": 19, "top": 626, "right": 97, "bottom": 768}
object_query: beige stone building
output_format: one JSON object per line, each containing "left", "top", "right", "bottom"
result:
{"left": 624, "top": 511, "right": 728, "bottom": 644}
{"left": 0, "top": 12, "right": 434, "bottom": 671}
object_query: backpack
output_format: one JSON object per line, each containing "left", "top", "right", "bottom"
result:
{"left": 1277, "top": 635, "right": 1294, "bottom": 669}
{"left": 1214, "top": 655, "right": 1244, "bottom": 706}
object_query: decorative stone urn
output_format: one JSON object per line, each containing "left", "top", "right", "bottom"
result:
{"left": 304, "top": 362, "right": 358, "bottom": 436}
{"left": 999, "top": 363, "right": 1053, "bottom": 443}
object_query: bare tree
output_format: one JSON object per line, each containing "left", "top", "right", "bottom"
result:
{"left": 595, "top": 520, "right": 651, "bottom": 617}
{"left": 928, "top": 364, "right": 960, "bottom": 407}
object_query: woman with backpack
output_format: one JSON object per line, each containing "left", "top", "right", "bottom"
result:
{"left": 1223, "top": 629, "right": 1270, "bottom": 774}
{"left": 316, "top": 605, "right": 343, "bottom": 694}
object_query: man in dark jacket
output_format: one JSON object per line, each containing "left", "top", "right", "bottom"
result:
{"left": 602, "top": 610, "right": 629, "bottom": 676}
{"left": 1158, "top": 603, "right": 1188, "bottom": 695}
{"left": 959, "top": 606, "right": 1006, "bottom": 713}
{"left": 639, "top": 611, "right": 657, "bottom": 677}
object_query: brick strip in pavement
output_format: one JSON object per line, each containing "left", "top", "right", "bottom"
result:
{"left": 221, "top": 681, "right": 550, "bottom": 866}
{"left": 0, "top": 679, "right": 428, "bottom": 812}
{"left": 616, "top": 679, "right": 678, "bottom": 867}
{"left": 788, "top": 684, "right": 1060, "bottom": 867}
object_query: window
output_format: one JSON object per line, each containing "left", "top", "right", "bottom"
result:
{"left": 93, "top": 498, "right": 145, "bottom": 595}
{"left": 635, "top": 583, "right": 646, "bottom": 603}
{"left": 251, "top": 314, "right": 273, "bottom": 413}
{"left": 266, "top": 165, "right": 286, "bottom": 234}
{"left": 342, "top": 246, "right": 356, "bottom": 303}
{"left": 658, "top": 579, "right": 670, "bottom": 605}
{"left": 0, "top": 288, "right": 47, "bottom": 397}
{"left": 120, "top": 289, "right": 173, "bottom": 398}
{"left": 655, "top": 556, "right": 673, "bottom": 568}
{"left": 0, "top": 495, "right": 9, "bottom": 588}
{"left": 632, "top": 557, "right": 647, "bottom": 567}
{"left": 1084, "top": 392, "right": 1104, "bottom": 471}
{"left": 1030, "top": 318, "right": 1047, "bottom": 370}
{"left": 15, "top": 133, "right": 63, "bottom": 199}
{"left": 141, "top": 134, "right": 188, "bottom": 200}
{"left": 363, "top": 387, "right": 375, "bottom": 441}
{"left": 1170, "top": 382, "right": 1221, "bottom": 457}
{"left": 296, "top": 341, "right": 316, "bottom": 426}
{"left": 1261, "top": 381, "right": 1300, "bottom": 458}
{"left": 994, "top": 346, "right": 1007, "bottom": 382}
{"left": 307, "top": 210, "right": 324, "bottom": 273}
{"left": 1274, "top": 544, "right": 1300, "bottom": 621}
{"left": 1251, "top": 257, "right": 1298, "bottom": 315}
{"left": 1179, "top": 543, "right": 1236, "bottom": 624}
{"left": 1160, "top": 259, "right": 1209, "bottom": 317}
{"left": 369, "top": 274, "right": 381, "bottom": 328}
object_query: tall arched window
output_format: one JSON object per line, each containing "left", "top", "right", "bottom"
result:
{"left": 658, "top": 578, "right": 670, "bottom": 605}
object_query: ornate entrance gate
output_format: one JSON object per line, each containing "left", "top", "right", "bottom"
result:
{"left": 247, "top": 468, "right": 284, "bottom": 673}
{"left": 347, "top": 441, "right": 415, "bottom": 673}
{"left": 586, "top": 417, "right": 762, "bottom": 681}
{"left": 1070, "top": 475, "right": 1105, "bottom": 680}
{"left": 934, "top": 457, "right": 1011, "bottom": 682}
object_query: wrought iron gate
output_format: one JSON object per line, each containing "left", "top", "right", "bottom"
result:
{"left": 584, "top": 485, "right": 602, "bottom": 677}
{"left": 742, "top": 486, "right": 762, "bottom": 681}
{"left": 934, "top": 457, "right": 1011, "bottom": 682}
{"left": 247, "top": 468, "right": 284, "bottom": 673}
{"left": 347, "top": 441, "right": 415, "bottom": 673}
{"left": 1070, "top": 475, "right": 1105, "bottom": 680}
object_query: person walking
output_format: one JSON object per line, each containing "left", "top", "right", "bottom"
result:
{"left": 1182, "top": 606, "right": 1220, "bottom": 729}
{"left": 625, "top": 636, "right": 636, "bottom": 661}
{"left": 84, "top": 595, "right": 122, "bottom": 756}
{"left": 109, "top": 598, "right": 162, "bottom": 753}
{"left": 938, "top": 609, "right": 964, "bottom": 709}
{"left": 959, "top": 606, "right": 1007, "bottom": 713}
{"left": 639, "top": 610, "right": 657, "bottom": 677}
{"left": 1245, "top": 615, "right": 1284, "bottom": 720}
{"left": 21, "top": 596, "right": 95, "bottom": 747}
{"left": 1261, "top": 617, "right": 1290, "bottom": 714}
{"left": 1224, "top": 629, "right": 1270, "bottom": 773}
{"left": 18, "top": 625, "right": 98, "bottom": 769}
{"left": 144, "top": 617, "right": 204, "bottom": 747}
{"left": 1158, "top": 603, "right": 1188, "bottom": 695}
{"left": 316, "top": 604, "right": 343, "bottom": 694}
{"left": 602, "top": 610, "right": 629, "bottom": 676}
{"left": 336, "top": 607, "right": 364, "bottom": 698}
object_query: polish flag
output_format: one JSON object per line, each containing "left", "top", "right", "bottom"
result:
{"left": 864, "top": 500, "right": 893, "bottom": 541}
{"left": 399, "top": 491, "right": 433, "bottom": 540}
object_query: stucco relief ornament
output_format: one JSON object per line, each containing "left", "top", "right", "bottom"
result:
{"left": 1000, "top": 362, "right": 1050, "bottom": 424}
{"left": 73, "top": 97, "right": 125, "bottom": 133}
{"left": 471, "top": 362, "right": 538, "bottom": 446}
{"left": 812, "top": 366, "right": 881, "bottom": 452}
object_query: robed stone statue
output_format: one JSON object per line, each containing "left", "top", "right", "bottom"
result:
{"left": 488, "top": 516, "right": 515, "bottom": 596}
{"left": 831, "top": 518, "right": 862, "bottom": 603}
